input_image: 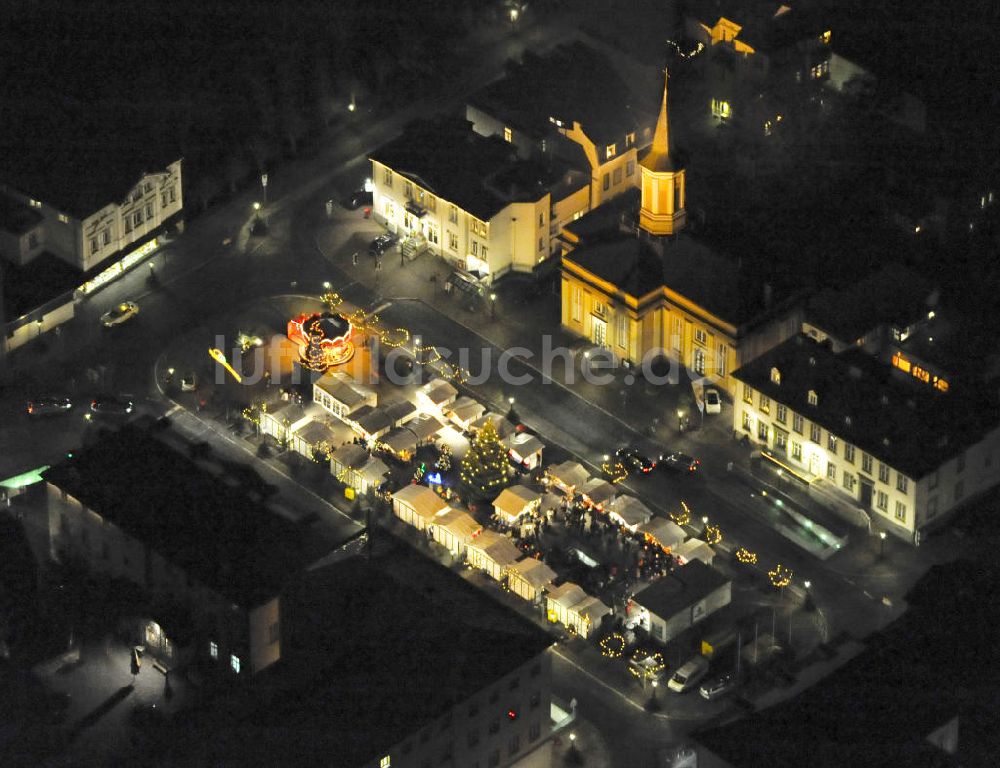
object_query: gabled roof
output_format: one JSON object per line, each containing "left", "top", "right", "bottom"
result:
{"left": 292, "top": 419, "right": 336, "bottom": 446}
{"left": 314, "top": 372, "right": 373, "bottom": 408}
{"left": 468, "top": 529, "right": 523, "bottom": 566}
{"left": 329, "top": 443, "right": 370, "bottom": 470}
{"left": 547, "top": 581, "right": 589, "bottom": 609}
{"left": 687, "top": 0, "right": 827, "bottom": 53}
{"left": 493, "top": 485, "right": 542, "bottom": 518}
{"left": 547, "top": 460, "right": 591, "bottom": 490}
{"left": 391, "top": 484, "right": 449, "bottom": 520}
{"left": 637, "top": 517, "right": 687, "bottom": 550}
{"left": 508, "top": 557, "right": 557, "bottom": 589}
{"left": 607, "top": 495, "right": 654, "bottom": 527}
{"left": 434, "top": 508, "right": 482, "bottom": 540}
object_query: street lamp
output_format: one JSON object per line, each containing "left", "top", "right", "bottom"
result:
{"left": 879, "top": 530, "right": 887, "bottom": 559}
{"left": 677, "top": 408, "right": 685, "bottom": 432}
{"left": 490, "top": 291, "right": 497, "bottom": 320}
{"left": 261, "top": 173, "right": 268, "bottom": 206}
{"left": 323, "top": 281, "right": 331, "bottom": 290}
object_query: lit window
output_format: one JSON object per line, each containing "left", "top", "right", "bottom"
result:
{"left": 695, "top": 328, "right": 708, "bottom": 345}
{"left": 380, "top": 757, "right": 391, "bottom": 768}
{"left": 625, "top": 132, "right": 636, "bottom": 147}
{"left": 742, "top": 384, "right": 753, "bottom": 404}
{"left": 770, "top": 367, "right": 781, "bottom": 384}
{"left": 827, "top": 434, "right": 838, "bottom": 453}
{"left": 807, "top": 390, "right": 818, "bottom": 406}
{"left": 504, "top": 126, "right": 513, "bottom": 143}
{"left": 759, "top": 395, "right": 770, "bottom": 414}
{"left": 711, "top": 99, "right": 731, "bottom": 119}
{"left": 209, "top": 641, "right": 218, "bottom": 659}
{"left": 821, "top": 30, "right": 831, "bottom": 44}
{"left": 29, "top": 199, "right": 42, "bottom": 208}
{"left": 230, "top": 654, "right": 241, "bottom": 674}
{"left": 606, "top": 143, "right": 616, "bottom": 158}
{"left": 742, "top": 411, "right": 753, "bottom": 432}
{"left": 58, "top": 213, "right": 70, "bottom": 223}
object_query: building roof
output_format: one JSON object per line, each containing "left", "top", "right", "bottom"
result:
{"left": 419, "top": 377, "right": 459, "bottom": 406}
{"left": 446, "top": 395, "right": 485, "bottom": 424}
{"left": 314, "top": 371, "right": 373, "bottom": 409}
{"left": 732, "top": 333, "right": 998, "bottom": 478}
{"left": 547, "top": 581, "right": 589, "bottom": 609}
{"left": 686, "top": 0, "right": 827, "bottom": 53}
{"left": 807, "top": 263, "right": 935, "bottom": 343}
{"left": 369, "top": 117, "right": 553, "bottom": 222}
{"left": 505, "top": 432, "right": 544, "bottom": 457}
{"left": 392, "top": 483, "right": 449, "bottom": 520}
{"left": 405, "top": 413, "right": 445, "bottom": 442}
{"left": 0, "top": 96, "right": 179, "bottom": 219}
{"left": 696, "top": 559, "right": 1000, "bottom": 768}
{"left": 354, "top": 401, "right": 417, "bottom": 436}
{"left": 632, "top": 560, "right": 729, "bottom": 619}
{"left": 565, "top": 232, "right": 783, "bottom": 328}
{"left": 493, "top": 485, "right": 542, "bottom": 518}
{"left": 382, "top": 427, "right": 418, "bottom": 454}
{"left": 2, "top": 251, "right": 83, "bottom": 322}
{"left": 0, "top": 191, "right": 43, "bottom": 235}
{"left": 607, "top": 495, "right": 654, "bottom": 528}
{"left": 469, "top": 529, "right": 523, "bottom": 566}
{"left": 575, "top": 595, "right": 612, "bottom": 623}
{"left": 329, "top": 443, "right": 370, "bottom": 470}
{"left": 42, "top": 422, "right": 311, "bottom": 607}
{"left": 467, "top": 41, "right": 644, "bottom": 147}
{"left": 471, "top": 413, "right": 517, "bottom": 437}
{"left": 509, "top": 557, "right": 558, "bottom": 589}
{"left": 434, "top": 508, "right": 482, "bottom": 540}
{"left": 580, "top": 478, "right": 617, "bottom": 506}
{"left": 264, "top": 400, "right": 310, "bottom": 426}
{"left": 291, "top": 419, "right": 336, "bottom": 446}
{"left": 638, "top": 517, "right": 687, "bottom": 550}
{"left": 196, "top": 542, "right": 554, "bottom": 768}
{"left": 639, "top": 73, "right": 679, "bottom": 173}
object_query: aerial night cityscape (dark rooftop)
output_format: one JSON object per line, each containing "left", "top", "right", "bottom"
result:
{"left": 2, "top": 0, "right": 998, "bottom": 766}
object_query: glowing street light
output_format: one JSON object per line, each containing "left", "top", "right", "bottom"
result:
{"left": 879, "top": 530, "right": 887, "bottom": 558}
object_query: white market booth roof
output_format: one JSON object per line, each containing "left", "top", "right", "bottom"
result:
{"left": 505, "top": 431, "right": 544, "bottom": 469}
{"left": 606, "top": 495, "right": 653, "bottom": 530}
{"left": 391, "top": 484, "right": 450, "bottom": 530}
{"left": 673, "top": 537, "right": 715, "bottom": 566}
{"left": 430, "top": 508, "right": 482, "bottom": 556}
{"left": 470, "top": 413, "right": 517, "bottom": 438}
{"left": 507, "top": 557, "right": 557, "bottom": 602}
{"left": 445, "top": 396, "right": 486, "bottom": 430}
{"left": 637, "top": 518, "right": 687, "bottom": 552}
{"left": 466, "top": 529, "right": 522, "bottom": 581}
{"left": 417, "top": 378, "right": 459, "bottom": 410}
{"left": 579, "top": 477, "right": 617, "bottom": 510}
{"left": 547, "top": 460, "right": 590, "bottom": 495}
{"left": 492, "top": 485, "right": 542, "bottom": 522}
{"left": 546, "top": 581, "right": 606, "bottom": 639}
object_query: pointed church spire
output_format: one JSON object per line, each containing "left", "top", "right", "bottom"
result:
{"left": 639, "top": 68, "right": 677, "bottom": 173}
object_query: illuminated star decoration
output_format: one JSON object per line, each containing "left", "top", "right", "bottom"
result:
{"left": 768, "top": 563, "right": 793, "bottom": 589}
{"left": 703, "top": 524, "right": 722, "bottom": 546}
{"left": 735, "top": 546, "right": 757, "bottom": 565}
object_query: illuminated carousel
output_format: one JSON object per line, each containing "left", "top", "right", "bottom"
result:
{"left": 287, "top": 312, "right": 355, "bottom": 371}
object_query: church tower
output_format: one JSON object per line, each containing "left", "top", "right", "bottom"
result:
{"left": 639, "top": 69, "right": 686, "bottom": 236}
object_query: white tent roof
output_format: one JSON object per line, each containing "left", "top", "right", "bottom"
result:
{"left": 508, "top": 557, "right": 557, "bottom": 589}
{"left": 547, "top": 460, "right": 590, "bottom": 491}
{"left": 468, "top": 529, "right": 522, "bottom": 567}
{"left": 637, "top": 518, "right": 687, "bottom": 550}
{"left": 673, "top": 537, "right": 714, "bottom": 564}
{"left": 547, "top": 581, "right": 588, "bottom": 609}
{"left": 580, "top": 477, "right": 617, "bottom": 506}
{"left": 492, "top": 485, "right": 542, "bottom": 520}
{"left": 435, "top": 508, "right": 482, "bottom": 539}
{"left": 505, "top": 432, "right": 544, "bottom": 458}
{"left": 607, "top": 495, "right": 653, "bottom": 528}
{"left": 392, "top": 484, "right": 450, "bottom": 521}
{"left": 574, "top": 595, "right": 611, "bottom": 623}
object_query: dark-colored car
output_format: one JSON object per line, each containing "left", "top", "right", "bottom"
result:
{"left": 342, "top": 190, "right": 373, "bottom": 209}
{"left": 90, "top": 395, "right": 134, "bottom": 416}
{"left": 615, "top": 447, "right": 656, "bottom": 474}
{"left": 27, "top": 396, "right": 73, "bottom": 417}
{"left": 699, "top": 672, "right": 738, "bottom": 701}
{"left": 368, "top": 233, "right": 396, "bottom": 256}
{"left": 659, "top": 451, "right": 700, "bottom": 474}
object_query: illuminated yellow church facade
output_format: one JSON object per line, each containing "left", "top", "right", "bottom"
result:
{"left": 560, "top": 72, "right": 797, "bottom": 395}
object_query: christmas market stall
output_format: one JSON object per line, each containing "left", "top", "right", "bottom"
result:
{"left": 312, "top": 371, "right": 376, "bottom": 422}
{"left": 606, "top": 495, "right": 653, "bottom": 531}
{"left": 416, "top": 377, "right": 458, "bottom": 415}
{"left": 546, "top": 460, "right": 590, "bottom": 496}
{"left": 350, "top": 401, "right": 417, "bottom": 442}
{"left": 380, "top": 428, "right": 419, "bottom": 462}
{"left": 470, "top": 412, "right": 517, "bottom": 439}
{"left": 507, "top": 557, "right": 557, "bottom": 604}
{"left": 492, "top": 485, "right": 542, "bottom": 524}
{"left": 579, "top": 477, "right": 617, "bottom": 511}
{"left": 505, "top": 431, "right": 544, "bottom": 471}
{"left": 391, "top": 484, "right": 450, "bottom": 531}
{"left": 429, "top": 508, "right": 483, "bottom": 557}
{"left": 445, "top": 396, "right": 486, "bottom": 431}
{"left": 258, "top": 401, "right": 310, "bottom": 444}
{"left": 673, "top": 538, "right": 716, "bottom": 566}
{"left": 330, "top": 444, "right": 390, "bottom": 495}
{"left": 546, "top": 582, "right": 610, "bottom": 640}
{"left": 637, "top": 517, "right": 687, "bottom": 552}
{"left": 466, "top": 529, "right": 522, "bottom": 582}
{"left": 288, "top": 418, "right": 337, "bottom": 461}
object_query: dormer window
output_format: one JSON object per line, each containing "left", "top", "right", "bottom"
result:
{"left": 807, "top": 390, "right": 818, "bottom": 406}
{"left": 844, "top": 415, "right": 852, "bottom": 427}
{"left": 606, "top": 143, "right": 617, "bottom": 159}
{"left": 503, "top": 126, "right": 513, "bottom": 143}
{"left": 770, "top": 367, "right": 781, "bottom": 385}
{"left": 625, "top": 132, "right": 636, "bottom": 147}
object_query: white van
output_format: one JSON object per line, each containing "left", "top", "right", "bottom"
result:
{"left": 667, "top": 655, "right": 710, "bottom": 693}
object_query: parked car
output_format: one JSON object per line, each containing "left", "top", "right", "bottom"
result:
{"left": 615, "top": 447, "right": 656, "bottom": 474}
{"left": 27, "top": 396, "right": 73, "bottom": 417}
{"left": 180, "top": 372, "right": 198, "bottom": 392}
{"left": 101, "top": 301, "right": 139, "bottom": 327}
{"left": 659, "top": 451, "right": 701, "bottom": 474}
{"left": 90, "top": 395, "right": 134, "bottom": 416}
{"left": 699, "top": 672, "right": 738, "bottom": 700}
{"left": 342, "top": 190, "right": 373, "bottom": 209}
{"left": 704, "top": 388, "right": 722, "bottom": 414}
{"left": 667, "top": 655, "right": 710, "bottom": 693}
{"left": 368, "top": 233, "right": 396, "bottom": 256}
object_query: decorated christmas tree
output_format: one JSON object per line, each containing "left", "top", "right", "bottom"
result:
{"left": 460, "top": 419, "right": 510, "bottom": 499}
{"left": 436, "top": 443, "right": 452, "bottom": 473}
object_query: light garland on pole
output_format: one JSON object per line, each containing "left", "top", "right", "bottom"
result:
{"left": 601, "top": 459, "right": 628, "bottom": 484}
{"left": 735, "top": 546, "right": 757, "bottom": 565}
{"left": 768, "top": 563, "right": 793, "bottom": 589}
{"left": 670, "top": 501, "right": 691, "bottom": 527}
{"left": 600, "top": 633, "right": 626, "bottom": 659}
{"left": 704, "top": 524, "right": 722, "bottom": 546}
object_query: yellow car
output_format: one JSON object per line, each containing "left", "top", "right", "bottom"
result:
{"left": 101, "top": 301, "right": 139, "bottom": 327}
